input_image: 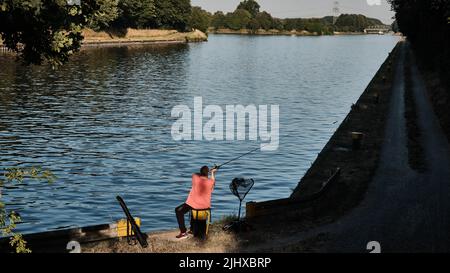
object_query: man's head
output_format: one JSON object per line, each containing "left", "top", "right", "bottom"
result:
{"left": 200, "top": 166, "right": 209, "bottom": 177}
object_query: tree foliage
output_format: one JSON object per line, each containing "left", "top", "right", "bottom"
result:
{"left": 189, "top": 6, "right": 211, "bottom": 33}
{"left": 388, "top": 0, "right": 450, "bottom": 88}
{"left": 0, "top": 0, "right": 113, "bottom": 66}
{"left": 236, "top": 0, "right": 260, "bottom": 18}
{"left": 225, "top": 9, "right": 252, "bottom": 31}
{"left": 113, "top": 0, "right": 155, "bottom": 29}
{"left": 154, "top": 0, "right": 191, "bottom": 31}
{"left": 255, "top": 11, "right": 274, "bottom": 30}
{"left": 87, "top": 0, "right": 119, "bottom": 30}
{"left": 335, "top": 14, "right": 383, "bottom": 32}
{"left": 211, "top": 11, "right": 226, "bottom": 30}
{"left": 0, "top": 167, "right": 56, "bottom": 253}
{"left": 209, "top": 0, "right": 383, "bottom": 35}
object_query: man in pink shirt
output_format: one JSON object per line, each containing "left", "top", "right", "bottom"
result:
{"left": 175, "top": 165, "right": 217, "bottom": 239}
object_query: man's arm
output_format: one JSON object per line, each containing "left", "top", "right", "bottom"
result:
{"left": 210, "top": 168, "right": 217, "bottom": 185}
{"left": 192, "top": 173, "right": 197, "bottom": 187}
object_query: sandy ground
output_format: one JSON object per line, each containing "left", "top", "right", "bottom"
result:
{"left": 82, "top": 223, "right": 239, "bottom": 253}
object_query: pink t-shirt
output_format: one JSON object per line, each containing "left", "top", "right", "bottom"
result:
{"left": 186, "top": 174, "right": 215, "bottom": 209}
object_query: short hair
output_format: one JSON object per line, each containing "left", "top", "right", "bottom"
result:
{"left": 200, "top": 166, "right": 209, "bottom": 177}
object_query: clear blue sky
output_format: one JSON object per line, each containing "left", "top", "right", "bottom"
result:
{"left": 191, "top": 0, "right": 395, "bottom": 24}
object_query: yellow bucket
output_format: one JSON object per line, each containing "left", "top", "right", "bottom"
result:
{"left": 191, "top": 209, "right": 210, "bottom": 221}
{"left": 191, "top": 209, "right": 211, "bottom": 235}
{"left": 117, "top": 217, "right": 141, "bottom": 237}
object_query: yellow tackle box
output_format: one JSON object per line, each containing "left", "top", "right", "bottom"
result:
{"left": 117, "top": 217, "right": 141, "bottom": 237}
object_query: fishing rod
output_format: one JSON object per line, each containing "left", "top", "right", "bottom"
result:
{"left": 213, "top": 143, "right": 272, "bottom": 170}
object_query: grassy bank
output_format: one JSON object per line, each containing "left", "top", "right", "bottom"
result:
{"left": 0, "top": 29, "right": 207, "bottom": 53}
{"left": 82, "top": 28, "right": 207, "bottom": 46}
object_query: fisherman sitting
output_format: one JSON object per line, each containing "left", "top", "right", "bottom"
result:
{"left": 175, "top": 165, "right": 217, "bottom": 239}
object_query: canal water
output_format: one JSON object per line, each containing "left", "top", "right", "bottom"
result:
{"left": 0, "top": 34, "right": 399, "bottom": 234}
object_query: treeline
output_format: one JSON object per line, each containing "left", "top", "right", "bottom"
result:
{"left": 88, "top": 0, "right": 387, "bottom": 34}
{"left": 283, "top": 14, "right": 383, "bottom": 34}
{"left": 89, "top": 0, "right": 192, "bottom": 31}
{"left": 189, "top": 0, "right": 386, "bottom": 34}
{"left": 389, "top": 0, "right": 449, "bottom": 87}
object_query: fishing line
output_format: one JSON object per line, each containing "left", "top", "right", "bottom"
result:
{"left": 214, "top": 143, "right": 273, "bottom": 170}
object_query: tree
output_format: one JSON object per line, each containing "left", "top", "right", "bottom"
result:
{"left": 211, "top": 11, "right": 226, "bottom": 30}
{"left": 189, "top": 6, "right": 211, "bottom": 33}
{"left": 335, "top": 14, "right": 383, "bottom": 32}
{"left": 87, "top": 0, "right": 119, "bottom": 30}
{"left": 247, "top": 18, "right": 260, "bottom": 33}
{"left": 306, "top": 22, "right": 324, "bottom": 35}
{"left": 391, "top": 20, "right": 399, "bottom": 33}
{"left": 114, "top": 0, "right": 156, "bottom": 29}
{"left": 225, "top": 9, "right": 252, "bottom": 30}
{"left": 283, "top": 19, "right": 296, "bottom": 31}
{"left": 0, "top": 0, "right": 109, "bottom": 66}
{"left": 255, "top": 11, "right": 273, "bottom": 30}
{"left": 154, "top": 0, "right": 191, "bottom": 31}
{"left": 388, "top": 0, "right": 450, "bottom": 88}
{"left": 272, "top": 18, "right": 284, "bottom": 31}
{"left": 236, "top": 0, "right": 260, "bottom": 18}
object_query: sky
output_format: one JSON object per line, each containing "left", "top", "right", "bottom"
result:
{"left": 191, "top": 0, "right": 395, "bottom": 24}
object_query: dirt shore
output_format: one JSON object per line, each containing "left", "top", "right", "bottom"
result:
{"left": 0, "top": 29, "right": 207, "bottom": 51}
{"left": 82, "top": 28, "right": 207, "bottom": 46}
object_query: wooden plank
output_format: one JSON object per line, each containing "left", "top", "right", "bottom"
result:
{"left": 0, "top": 223, "right": 119, "bottom": 253}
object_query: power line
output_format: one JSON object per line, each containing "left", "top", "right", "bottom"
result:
{"left": 333, "top": 1, "right": 340, "bottom": 24}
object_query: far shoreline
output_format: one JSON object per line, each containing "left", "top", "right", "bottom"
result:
{"left": 1, "top": 28, "right": 400, "bottom": 54}
{"left": 207, "top": 28, "right": 396, "bottom": 37}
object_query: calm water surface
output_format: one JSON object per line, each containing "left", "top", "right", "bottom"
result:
{"left": 0, "top": 34, "right": 399, "bottom": 234}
